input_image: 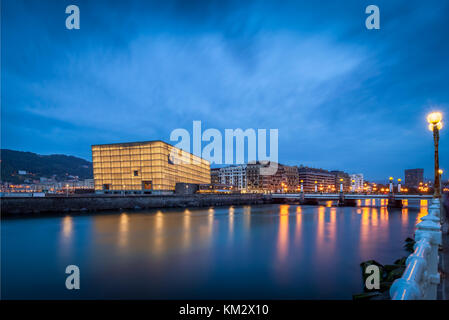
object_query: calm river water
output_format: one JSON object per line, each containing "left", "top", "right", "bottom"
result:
{"left": 1, "top": 204, "right": 427, "bottom": 299}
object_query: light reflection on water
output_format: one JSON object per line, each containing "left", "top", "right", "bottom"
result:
{"left": 277, "top": 205, "right": 289, "bottom": 263}
{"left": 118, "top": 213, "right": 129, "bottom": 249}
{"left": 416, "top": 205, "right": 428, "bottom": 225}
{"left": 59, "top": 216, "right": 73, "bottom": 259}
{"left": 1, "top": 204, "right": 423, "bottom": 299}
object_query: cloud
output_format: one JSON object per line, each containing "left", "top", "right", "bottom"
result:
{"left": 2, "top": 0, "right": 448, "bottom": 180}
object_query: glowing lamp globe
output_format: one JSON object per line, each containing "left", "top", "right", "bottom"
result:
{"left": 427, "top": 112, "right": 442, "bottom": 125}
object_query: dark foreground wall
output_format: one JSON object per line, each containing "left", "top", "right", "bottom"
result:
{"left": 442, "top": 194, "right": 449, "bottom": 233}
{"left": 1, "top": 194, "right": 273, "bottom": 216}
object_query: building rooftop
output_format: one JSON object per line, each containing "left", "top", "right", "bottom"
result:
{"left": 91, "top": 140, "right": 167, "bottom": 147}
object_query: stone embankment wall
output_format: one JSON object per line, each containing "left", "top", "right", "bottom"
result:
{"left": 1, "top": 194, "right": 273, "bottom": 216}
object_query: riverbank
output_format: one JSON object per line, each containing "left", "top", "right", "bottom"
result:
{"left": 0, "top": 193, "right": 273, "bottom": 216}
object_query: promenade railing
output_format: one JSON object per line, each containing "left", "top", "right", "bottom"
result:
{"left": 390, "top": 198, "right": 442, "bottom": 300}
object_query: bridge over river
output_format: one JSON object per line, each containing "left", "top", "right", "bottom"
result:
{"left": 271, "top": 193, "right": 434, "bottom": 208}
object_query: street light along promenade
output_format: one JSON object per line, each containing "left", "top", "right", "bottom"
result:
{"left": 427, "top": 111, "right": 443, "bottom": 198}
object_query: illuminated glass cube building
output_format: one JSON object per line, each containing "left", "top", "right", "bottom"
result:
{"left": 92, "top": 141, "right": 210, "bottom": 193}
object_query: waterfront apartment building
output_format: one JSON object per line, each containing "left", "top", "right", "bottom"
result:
{"left": 298, "top": 167, "right": 335, "bottom": 193}
{"left": 211, "top": 162, "right": 351, "bottom": 193}
{"left": 279, "top": 165, "right": 300, "bottom": 191}
{"left": 246, "top": 162, "right": 262, "bottom": 191}
{"left": 212, "top": 165, "right": 247, "bottom": 190}
{"left": 92, "top": 140, "right": 210, "bottom": 193}
{"left": 404, "top": 168, "right": 424, "bottom": 187}
{"left": 350, "top": 173, "right": 364, "bottom": 192}
{"left": 330, "top": 170, "right": 351, "bottom": 191}
{"left": 298, "top": 166, "right": 341, "bottom": 193}
{"left": 246, "top": 162, "right": 299, "bottom": 192}
{"left": 211, "top": 168, "right": 221, "bottom": 185}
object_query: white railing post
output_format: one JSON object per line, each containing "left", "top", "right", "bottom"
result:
{"left": 390, "top": 198, "right": 442, "bottom": 300}
{"left": 415, "top": 219, "right": 441, "bottom": 299}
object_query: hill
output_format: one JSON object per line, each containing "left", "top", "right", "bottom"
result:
{"left": 0, "top": 149, "right": 92, "bottom": 183}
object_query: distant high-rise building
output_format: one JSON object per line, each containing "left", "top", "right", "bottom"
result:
{"left": 350, "top": 174, "right": 364, "bottom": 192}
{"left": 404, "top": 168, "right": 424, "bottom": 187}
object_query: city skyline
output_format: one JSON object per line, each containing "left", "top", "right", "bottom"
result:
{"left": 0, "top": 145, "right": 436, "bottom": 185}
{"left": 2, "top": 0, "right": 448, "bottom": 181}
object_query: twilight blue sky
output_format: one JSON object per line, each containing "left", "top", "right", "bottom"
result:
{"left": 1, "top": 0, "right": 448, "bottom": 181}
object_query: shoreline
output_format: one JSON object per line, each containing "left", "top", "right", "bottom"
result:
{"left": 0, "top": 193, "right": 273, "bottom": 217}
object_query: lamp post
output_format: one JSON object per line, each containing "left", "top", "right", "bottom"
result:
{"left": 389, "top": 177, "right": 394, "bottom": 194}
{"left": 397, "top": 178, "right": 402, "bottom": 193}
{"left": 427, "top": 112, "right": 443, "bottom": 198}
{"left": 314, "top": 181, "right": 318, "bottom": 193}
{"left": 300, "top": 180, "right": 304, "bottom": 193}
{"left": 339, "top": 178, "right": 344, "bottom": 193}
{"left": 438, "top": 169, "right": 443, "bottom": 195}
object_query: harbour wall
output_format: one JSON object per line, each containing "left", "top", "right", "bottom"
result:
{"left": 1, "top": 194, "right": 273, "bottom": 216}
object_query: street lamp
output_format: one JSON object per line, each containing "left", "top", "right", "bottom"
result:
{"left": 427, "top": 111, "right": 443, "bottom": 198}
